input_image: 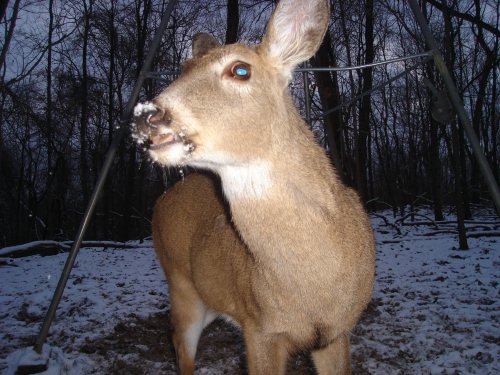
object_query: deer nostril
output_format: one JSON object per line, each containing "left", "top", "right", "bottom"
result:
{"left": 145, "top": 111, "right": 159, "bottom": 129}
{"left": 149, "top": 108, "right": 171, "bottom": 126}
{"left": 133, "top": 103, "right": 161, "bottom": 131}
{"left": 135, "top": 109, "right": 158, "bottom": 130}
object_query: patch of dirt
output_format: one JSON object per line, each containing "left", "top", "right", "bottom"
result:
{"left": 79, "top": 308, "right": 378, "bottom": 374}
{"left": 15, "top": 303, "right": 44, "bottom": 324}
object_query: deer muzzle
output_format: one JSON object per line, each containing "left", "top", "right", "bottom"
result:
{"left": 131, "top": 101, "right": 195, "bottom": 162}
{"left": 131, "top": 102, "right": 175, "bottom": 149}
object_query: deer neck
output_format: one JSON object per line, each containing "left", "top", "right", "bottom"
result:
{"left": 217, "top": 118, "right": 338, "bottom": 272}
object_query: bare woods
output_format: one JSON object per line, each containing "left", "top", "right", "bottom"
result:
{"left": 1, "top": 0, "right": 498, "bottom": 246}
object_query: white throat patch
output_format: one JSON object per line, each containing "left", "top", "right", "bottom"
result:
{"left": 219, "top": 162, "right": 272, "bottom": 201}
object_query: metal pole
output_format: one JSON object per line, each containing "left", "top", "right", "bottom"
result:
{"left": 408, "top": 0, "right": 500, "bottom": 214}
{"left": 302, "top": 63, "right": 311, "bottom": 123}
{"left": 33, "top": 0, "right": 179, "bottom": 354}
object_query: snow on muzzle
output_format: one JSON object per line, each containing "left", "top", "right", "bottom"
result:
{"left": 130, "top": 102, "right": 175, "bottom": 150}
{"left": 130, "top": 101, "right": 195, "bottom": 159}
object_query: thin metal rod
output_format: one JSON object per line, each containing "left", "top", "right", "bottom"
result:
{"left": 296, "top": 51, "right": 433, "bottom": 72}
{"left": 33, "top": 0, "right": 179, "bottom": 354}
{"left": 408, "top": 0, "right": 500, "bottom": 214}
{"left": 148, "top": 51, "right": 434, "bottom": 82}
{"left": 302, "top": 63, "right": 311, "bottom": 123}
{"left": 315, "top": 55, "right": 432, "bottom": 121}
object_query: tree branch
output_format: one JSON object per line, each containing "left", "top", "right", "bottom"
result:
{"left": 426, "top": 0, "right": 500, "bottom": 38}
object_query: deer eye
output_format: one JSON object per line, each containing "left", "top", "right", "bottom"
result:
{"left": 229, "top": 62, "right": 251, "bottom": 81}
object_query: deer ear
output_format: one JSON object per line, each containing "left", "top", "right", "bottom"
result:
{"left": 193, "top": 33, "right": 221, "bottom": 58}
{"left": 259, "top": 0, "right": 330, "bottom": 80}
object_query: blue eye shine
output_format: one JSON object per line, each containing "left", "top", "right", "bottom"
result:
{"left": 236, "top": 67, "right": 248, "bottom": 76}
{"left": 230, "top": 62, "right": 251, "bottom": 80}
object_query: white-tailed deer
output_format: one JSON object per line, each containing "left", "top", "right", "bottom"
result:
{"left": 131, "top": 0, "right": 375, "bottom": 373}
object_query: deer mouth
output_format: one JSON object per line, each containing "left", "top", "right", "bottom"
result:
{"left": 149, "top": 131, "right": 180, "bottom": 150}
{"left": 147, "top": 129, "right": 195, "bottom": 162}
{"left": 147, "top": 129, "right": 197, "bottom": 169}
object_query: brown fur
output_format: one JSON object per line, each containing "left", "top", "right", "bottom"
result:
{"left": 134, "top": 1, "right": 375, "bottom": 373}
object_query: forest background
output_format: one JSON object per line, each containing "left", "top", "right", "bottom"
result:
{"left": 0, "top": 0, "right": 498, "bottom": 247}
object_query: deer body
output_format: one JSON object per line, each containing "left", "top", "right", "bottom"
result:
{"left": 133, "top": 0, "right": 375, "bottom": 373}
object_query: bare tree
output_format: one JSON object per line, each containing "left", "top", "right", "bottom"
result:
{"left": 0, "top": 0, "right": 20, "bottom": 74}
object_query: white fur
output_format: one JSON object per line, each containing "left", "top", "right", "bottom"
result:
{"left": 184, "top": 304, "right": 218, "bottom": 361}
{"left": 149, "top": 142, "right": 188, "bottom": 165}
{"left": 184, "top": 321, "right": 203, "bottom": 361}
{"left": 219, "top": 162, "right": 272, "bottom": 201}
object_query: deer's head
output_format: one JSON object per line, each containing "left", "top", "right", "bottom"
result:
{"left": 132, "top": 0, "right": 330, "bottom": 172}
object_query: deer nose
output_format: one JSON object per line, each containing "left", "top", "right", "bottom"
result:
{"left": 133, "top": 103, "right": 171, "bottom": 133}
{"left": 148, "top": 107, "right": 172, "bottom": 128}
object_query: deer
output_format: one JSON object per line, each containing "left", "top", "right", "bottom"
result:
{"left": 131, "top": 0, "right": 375, "bottom": 373}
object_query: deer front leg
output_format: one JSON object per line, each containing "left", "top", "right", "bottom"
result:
{"left": 311, "top": 333, "right": 352, "bottom": 375}
{"left": 168, "top": 273, "right": 216, "bottom": 375}
{"left": 243, "top": 326, "right": 289, "bottom": 375}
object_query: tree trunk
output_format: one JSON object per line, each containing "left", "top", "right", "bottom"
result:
{"left": 338, "top": 0, "right": 359, "bottom": 186}
{"left": 489, "top": 52, "right": 499, "bottom": 185}
{"left": 312, "top": 32, "right": 347, "bottom": 183}
{"left": 0, "top": 0, "right": 10, "bottom": 23}
{"left": 451, "top": 121, "right": 469, "bottom": 249}
{"left": 422, "top": 1, "right": 444, "bottom": 221}
{"left": 443, "top": 1, "right": 468, "bottom": 249}
{"left": 45, "top": 0, "right": 58, "bottom": 239}
{"left": 103, "top": 0, "right": 118, "bottom": 239}
{"left": 356, "top": 0, "right": 374, "bottom": 202}
{"left": 470, "top": 0, "right": 497, "bottom": 203}
{"left": 225, "top": 0, "right": 239, "bottom": 44}
{"left": 80, "top": 0, "right": 92, "bottom": 215}
{"left": 0, "top": 0, "right": 20, "bottom": 72}
{"left": 429, "top": 115, "right": 445, "bottom": 221}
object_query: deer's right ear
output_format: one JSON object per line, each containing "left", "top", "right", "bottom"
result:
{"left": 259, "top": 0, "right": 330, "bottom": 81}
{"left": 193, "top": 33, "right": 221, "bottom": 58}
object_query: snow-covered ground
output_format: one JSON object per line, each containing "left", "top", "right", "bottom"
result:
{"left": 1, "top": 208, "right": 498, "bottom": 374}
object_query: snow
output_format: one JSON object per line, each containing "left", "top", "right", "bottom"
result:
{"left": 13, "top": 346, "right": 48, "bottom": 369}
{"left": 133, "top": 101, "right": 157, "bottom": 117}
{"left": 1, "top": 208, "right": 498, "bottom": 374}
{"left": 130, "top": 101, "right": 158, "bottom": 146}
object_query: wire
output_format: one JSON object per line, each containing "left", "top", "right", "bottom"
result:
{"left": 314, "top": 55, "right": 433, "bottom": 120}
{"left": 297, "top": 51, "right": 433, "bottom": 72}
